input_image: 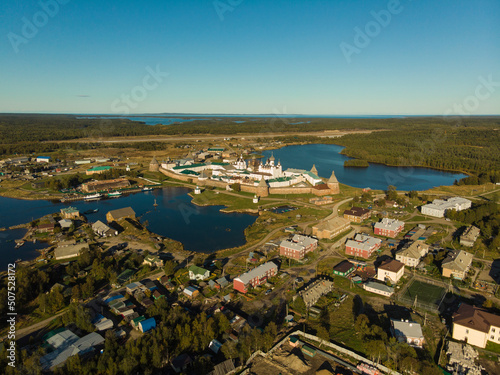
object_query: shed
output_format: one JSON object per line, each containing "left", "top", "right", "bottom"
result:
{"left": 209, "top": 339, "right": 223, "bottom": 354}
{"left": 131, "top": 316, "right": 146, "bottom": 329}
{"left": 139, "top": 318, "right": 156, "bottom": 333}
{"left": 302, "top": 345, "right": 316, "bottom": 357}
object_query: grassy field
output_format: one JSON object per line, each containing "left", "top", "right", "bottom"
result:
{"left": 190, "top": 189, "right": 265, "bottom": 211}
{"left": 425, "top": 183, "right": 498, "bottom": 197}
{"left": 402, "top": 280, "right": 446, "bottom": 306}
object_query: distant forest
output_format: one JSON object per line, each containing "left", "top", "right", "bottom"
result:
{"left": 0, "top": 114, "right": 499, "bottom": 176}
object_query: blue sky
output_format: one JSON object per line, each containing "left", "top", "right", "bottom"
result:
{"left": 0, "top": 0, "right": 499, "bottom": 115}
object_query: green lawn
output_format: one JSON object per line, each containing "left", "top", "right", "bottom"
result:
{"left": 485, "top": 340, "right": 500, "bottom": 354}
{"left": 190, "top": 189, "right": 266, "bottom": 211}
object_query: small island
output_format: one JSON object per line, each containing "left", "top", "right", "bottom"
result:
{"left": 343, "top": 159, "right": 369, "bottom": 168}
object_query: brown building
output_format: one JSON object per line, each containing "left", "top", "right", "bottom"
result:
{"left": 312, "top": 217, "right": 351, "bottom": 239}
{"left": 81, "top": 178, "right": 131, "bottom": 193}
{"left": 344, "top": 206, "right": 371, "bottom": 223}
{"left": 60, "top": 206, "right": 80, "bottom": 219}
{"left": 106, "top": 207, "right": 136, "bottom": 223}
{"left": 37, "top": 223, "right": 55, "bottom": 233}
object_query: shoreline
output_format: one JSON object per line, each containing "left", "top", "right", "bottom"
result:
{"left": 259, "top": 142, "right": 471, "bottom": 176}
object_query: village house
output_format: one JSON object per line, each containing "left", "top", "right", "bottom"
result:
{"left": 312, "top": 216, "right": 351, "bottom": 239}
{"left": 374, "top": 218, "right": 405, "bottom": 238}
{"left": 332, "top": 260, "right": 355, "bottom": 277}
{"left": 343, "top": 206, "right": 371, "bottom": 223}
{"left": 58, "top": 219, "right": 72, "bottom": 229}
{"left": 183, "top": 286, "right": 199, "bottom": 298}
{"left": 92, "top": 220, "right": 118, "bottom": 237}
{"left": 345, "top": 234, "right": 382, "bottom": 259}
{"left": 54, "top": 242, "right": 90, "bottom": 260}
{"left": 60, "top": 206, "right": 80, "bottom": 219}
{"left": 106, "top": 207, "right": 136, "bottom": 223}
{"left": 452, "top": 303, "right": 500, "bottom": 348}
{"left": 391, "top": 319, "right": 425, "bottom": 348}
{"left": 143, "top": 254, "right": 164, "bottom": 268}
{"left": 363, "top": 281, "right": 395, "bottom": 297}
{"left": 377, "top": 259, "right": 405, "bottom": 283}
{"left": 460, "top": 226, "right": 481, "bottom": 247}
{"left": 138, "top": 317, "right": 156, "bottom": 333}
{"left": 233, "top": 262, "right": 278, "bottom": 293}
{"left": 279, "top": 234, "right": 318, "bottom": 260}
{"left": 442, "top": 250, "right": 474, "bottom": 280}
{"left": 188, "top": 265, "right": 210, "bottom": 280}
{"left": 37, "top": 223, "right": 56, "bottom": 233}
{"left": 395, "top": 240, "right": 429, "bottom": 267}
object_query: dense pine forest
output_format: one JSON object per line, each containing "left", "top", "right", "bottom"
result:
{"left": 0, "top": 114, "right": 499, "bottom": 176}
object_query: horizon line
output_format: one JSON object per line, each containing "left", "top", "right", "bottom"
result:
{"left": 1, "top": 112, "right": 500, "bottom": 117}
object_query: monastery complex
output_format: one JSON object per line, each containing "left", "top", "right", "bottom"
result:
{"left": 151, "top": 152, "right": 340, "bottom": 197}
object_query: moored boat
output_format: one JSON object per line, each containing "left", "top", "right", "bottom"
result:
{"left": 83, "top": 193, "right": 102, "bottom": 200}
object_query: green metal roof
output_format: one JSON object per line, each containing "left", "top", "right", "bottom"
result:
{"left": 189, "top": 265, "right": 209, "bottom": 276}
{"left": 61, "top": 206, "right": 79, "bottom": 213}
{"left": 303, "top": 171, "right": 320, "bottom": 179}
{"left": 132, "top": 316, "right": 146, "bottom": 325}
{"left": 87, "top": 166, "right": 112, "bottom": 172}
{"left": 180, "top": 170, "right": 200, "bottom": 175}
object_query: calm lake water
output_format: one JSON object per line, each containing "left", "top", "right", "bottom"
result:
{"left": 0, "top": 188, "right": 257, "bottom": 268}
{"left": 0, "top": 143, "right": 466, "bottom": 267}
{"left": 262, "top": 144, "right": 467, "bottom": 191}
{"left": 77, "top": 114, "right": 408, "bottom": 125}
{"left": 77, "top": 116, "right": 205, "bottom": 125}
